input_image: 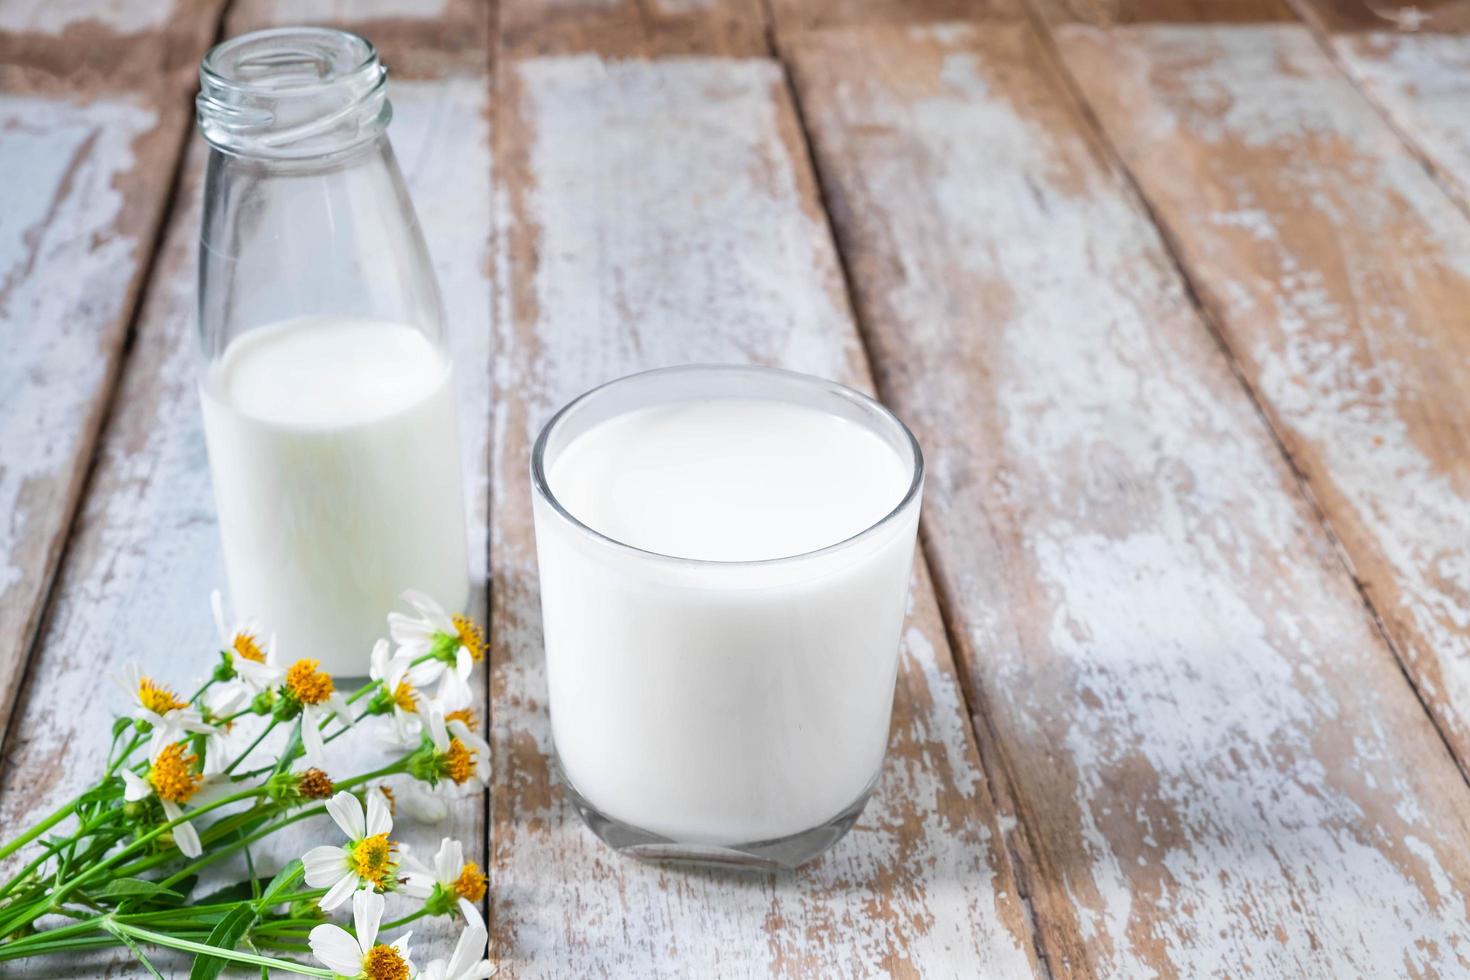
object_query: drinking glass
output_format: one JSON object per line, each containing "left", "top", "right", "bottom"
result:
{"left": 531, "top": 366, "right": 924, "bottom": 868}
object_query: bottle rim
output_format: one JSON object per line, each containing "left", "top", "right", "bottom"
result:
{"left": 197, "top": 27, "right": 390, "bottom": 159}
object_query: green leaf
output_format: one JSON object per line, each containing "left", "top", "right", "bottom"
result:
{"left": 188, "top": 904, "right": 256, "bottom": 980}
{"left": 99, "top": 878, "right": 186, "bottom": 903}
{"left": 196, "top": 880, "right": 259, "bottom": 906}
{"left": 258, "top": 860, "right": 304, "bottom": 908}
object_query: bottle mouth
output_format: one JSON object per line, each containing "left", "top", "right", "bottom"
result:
{"left": 197, "top": 27, "right": 390, "bottom": 159}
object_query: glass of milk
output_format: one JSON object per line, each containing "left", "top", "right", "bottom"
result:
{"left": 532, "top": 366, "right": 923, "bottom": 867}
{"left": 195, "top": 28, "right": 469, "bottom": 676}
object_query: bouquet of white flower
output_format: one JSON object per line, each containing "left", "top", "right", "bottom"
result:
{"left": 0, "top": 590, "right": 493, "bottom": 979}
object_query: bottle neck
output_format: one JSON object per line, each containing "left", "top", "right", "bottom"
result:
{"left": 197, "top": 27, "right": 390, "bottom": 161}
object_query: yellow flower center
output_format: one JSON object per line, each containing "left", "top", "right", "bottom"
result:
{"left": 149, "top": 742, "right": 202, "bottom": 804}
{"left": 454, "top": 860, "right": 487, "bottom": 903}
{"left": 231, "top": 631, "right": 266, "bottom": 663}
{"left": 137, "top": 677, "right": 186, "bottom": 716}
{"left": 361, "top": 944, "right": 410, "bottom": 980}
{"left": 452, "top": 614, "right": 485, "bottom": 663}
{"left": 297, "top": 768, "right": 334, "bottom": 800}
{"left": 350, "top": 833, "right": 397, "bottom": 888}
{"left": 444, "top": 737, "right": 477, "bottom": 785}
{"left": 391, "top": 681, "right": 418, "bottom": 714}
{"left": 445, "top": 707, "right": 480, "bottom": 730}
{"left": 284, "top": 659, "right": 334, "bottom": 706}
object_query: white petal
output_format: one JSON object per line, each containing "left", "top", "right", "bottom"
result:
{"left": 327, "top": 692, "right": 354, "bottom": 728}
{"left": 427, "top": 708, "right": 448, "bottom": 751}
{"left": 327, "top": 791, "right": 367, "bottom": 840}
{"left": 310, "top": 923, "right": 365, "bottom": 976}
{"left": 459, "top": 897, "right": 485, "bottom": 929}
{"left": 302, "top": 846, "right": 349, "bottom": 887}
{"left": 353, "top": 888, "right": 384, "bottom": 952}
{"left": 370, "top": 638, "right": 391, "bottom": 680}
{"left": 121, "top": 771, "right": 152, "bottom": 802}
{"left": 174, "top": 820, "right": 202, "bottom": 859}
{"left": 301, "top": 710, "right": 326, "bottom": 767}
{"left": 365, "top": 786, "right": 392, "bottom": 837}
{"left": 421, "top": 962, "right": 448, "bottom": 980}
{"left": 319, "top": 872, "right": 361, "bottom": 912}
{"left": 435, "top": 838, "right": 462, "bottom": 884}
{"left": 448, "top": 913, "right": 489, "bottom": 977}
{"left": 391, "top": 931, "right": 413, "bottom": 964}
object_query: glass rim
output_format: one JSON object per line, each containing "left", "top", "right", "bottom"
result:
{"left": 530, "top": 364, "right": 924, "bottom": 568}
{"left": 200, "top": 27, "right": 380, "bottom": 94}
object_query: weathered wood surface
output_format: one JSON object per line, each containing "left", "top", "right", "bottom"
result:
{"left": 0, "top": 0, "right": 224, "bottom": 765}
{"left": 788, "top": 22, "right": 1470, "bottom": 977}
{"left": 499, "top": 0, "right": 767, "bottom": 57}
{"left": 1057, "top": 19, "right": 1470, "bottom": 800}
{"left": 1027, "top": 0, "right": 1290, "bottom": 26}
{"left": 1290, "top": 0, "right": 1470, "bottom": 31}
{"left": 488, "top": 50, "right": 1041, "bottom": 978}
{"left": 0, "top": 5, "right": 494, "bottom": 974}
{"left": 1331, "top": 33, "right": 1470, "bottom": 214}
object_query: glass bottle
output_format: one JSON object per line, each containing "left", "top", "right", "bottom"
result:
{"left": 196, "top": 27, "right": 469, "bottom": 676}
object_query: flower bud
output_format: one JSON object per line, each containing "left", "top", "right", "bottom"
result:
{"left": 213, "top": 649, "right": 238, "bottom": 682}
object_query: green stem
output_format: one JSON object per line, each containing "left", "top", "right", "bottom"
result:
{"left": 156, "top": 807, "right": 325, "bottom": 889}
{"left": 0, "top": 796, "right": 78, "bottom": 864}
{"left": 104, "top": 920, "right": 332, "bottom": 977}
{"left": 380, "top": 907, "right": 429, "bottom": 932}
{"left": 225, "top": 719, "right": 278, "bottom": 776}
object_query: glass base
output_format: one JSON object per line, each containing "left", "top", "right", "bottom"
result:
{"left": 560, "top": 769, "right": 878, "bottom": 870}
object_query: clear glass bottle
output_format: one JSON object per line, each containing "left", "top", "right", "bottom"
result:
{"left": 196, "top": 28, "right": 469, "bottom": 676}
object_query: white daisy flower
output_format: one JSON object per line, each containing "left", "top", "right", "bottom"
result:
{"left": 420, "top": 898, "right": 493, "bottom": 980}
{"left": 281, "top": 658, "right": 354, "bottom": 767}
{"left": 113, "top": 663, "right": 213, "bottom": 754}
{"left": 302, "top": 790, "right": 400, "bottom": 911}
{"left": 120, "top": 741, "right": 238, "bottom": 859}
{"left": 424, "top": 706, "right": 489, "bottom": 794}
{"left": 309, "top": 889, "right": 415, "bottom": 980}
{"left": 400, "top": 837, "right": 486, "bottom": 913}
{"left": 388, "top": 590, "right": 483, "bottom": 702}
{"left": 211, "top": 589, "right": 283, "bottom": 691}
{"left": 371, "top": 639, "right": 426, "bottom": 747}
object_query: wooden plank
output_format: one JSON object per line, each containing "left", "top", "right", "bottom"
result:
{"left": 488, "top": 50, "right": 1042, "bottom": 978}
{"left": 1331, "top": 33, "right": 1470, "bottom": 216}
{"left": 1290, "top": 0, "right": 1470, "bottom": 32}
{"left": 1027, "top": 0, "right": 1291, "bottom": 27}
{"left": 1057, "top": 17, "right": 1470, "bottom": 817}
{"left": 498, "top": 0, "right": 767, "bottom": 57}
{"left": 768, "top": 0, "right": 1022, "bottom": 34}
{"left": 0, "top": 14, "right": 494, "bottom": 975}
{"left": 0, "top": 1, "right": 225, "bottom": 753}
{"left": 788, "top": 22, "right": 1470, "bottom": 977}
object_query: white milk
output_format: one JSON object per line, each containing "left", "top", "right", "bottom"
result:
{"left": 534, "top": 395, "right": 920, "bottom": 847}
{"left": 200, "top": 316, "right": 469, "bottom": 676}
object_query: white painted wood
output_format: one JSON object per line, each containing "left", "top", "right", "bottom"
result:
{"left": 1333, "top": 32, "right": 1470, "bottom": 213}
{"left": 790, "top": 22, "right": 1470, "bottom": 977}
{"left": 0, "top": 0, "right": 174, "bottom": 34}
{"left": 1059, "top": 20, "right": 1470, "bottom": 789}
{"left": 488, "top": 52, "right": 1040, "bottom": 978}
{"left": 0, "top": 91, "right": 165, "bottom": 738}
{"left": 0, "top": 74, "right": 493, "bottom": 976}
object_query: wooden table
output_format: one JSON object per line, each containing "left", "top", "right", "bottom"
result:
{"left": 5, "top": 0, "right": 1470, "bottom": 974}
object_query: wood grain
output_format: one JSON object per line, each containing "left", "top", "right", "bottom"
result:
{"left": 498, "top": 0, "right": 768, "bottom": 58}
{"left": 769, "top": 0, "right": 1022, "bottom": 34}
{"left": 0, "top": 0, "right": 224, "bottom": 754}
{"left": 788, "top": 22, "right": 1470, "bottom": 977}
{"left": 0, "top": 13, "right": 495, "bottom": 976}
{"left": 1290, "top": 0, "right": 1470, "bottom": 32}
{"left": 488, "top": 50, "right": 1042, "bottom": 978}
{"left": 1057, "top": 17, "right": 1470, "bottom": 811}
{"left": 1331, "top": 33, "right": 1470, "bottom": 214}
{"left": 1028, "top": 0, "right": 1291, "bottom": 27}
